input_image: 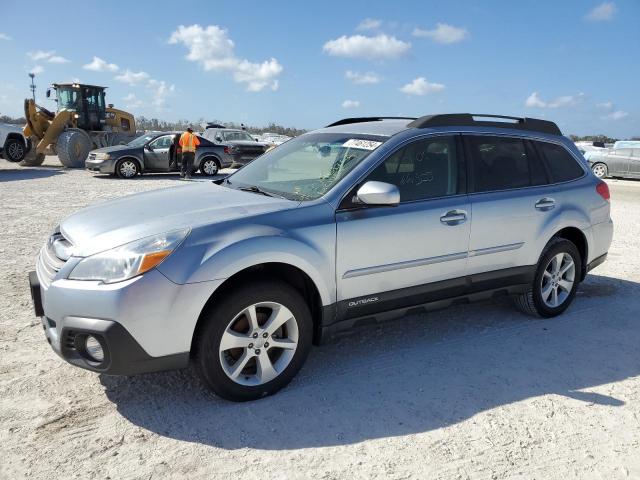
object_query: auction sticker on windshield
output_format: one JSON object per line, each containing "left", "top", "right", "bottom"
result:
{"left": 342, "top": 139, "right": 383, "bottom": 150}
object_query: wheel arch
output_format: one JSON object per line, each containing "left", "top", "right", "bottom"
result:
{"left": 4, "top": 132, "right": 28, "bottom": 148}
{"left": 199, "top": 154, "right": 221, "bottom": 168}
{"left": 550, "top": 226, "right": 588, "bottom": 281}
{"left": 116, "top": 155, "right": 143, "bottom": 172}
{"left": 190, "top": 262, "right": 326, "bottom": 354}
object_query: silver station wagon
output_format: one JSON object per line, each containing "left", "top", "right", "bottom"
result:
{"left": 30, "top": 114, "right": 613, "bottom": 401}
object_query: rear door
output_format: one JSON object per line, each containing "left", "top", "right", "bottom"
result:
{"left": 144, "top": 135, "right": 174, "bottom": 171}
{"left": 335, "top": 134, "right": 470, "bottom": 318}
{"left": 607, "top": 148, "right": 632, "bottom": 175}
{"left": 465, "top": 134, "right": 555, "bottom": 277}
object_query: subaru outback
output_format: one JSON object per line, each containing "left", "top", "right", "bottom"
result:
{"left": 30, "top": 114, "right": 613, "bottom": 401}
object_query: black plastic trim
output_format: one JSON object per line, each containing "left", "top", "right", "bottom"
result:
{"left": 326, "top": 117, "right": 417, "bottom": 128}
{"left": 408, "top": 114, "right": 561, "bottom": 135}
{"left": 586, "top": 253, "right": 607, "bottom": 273}
{"left": 28, "top": 271, "right": 44, "bottom": 317}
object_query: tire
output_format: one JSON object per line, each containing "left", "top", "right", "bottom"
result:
{"left": 591, "top": 162, "right": 608, "bottom": 179}
{"left": 513, "top": 237, "right": 582, "bottom": 318}
{"left": 116, "top": 158, "right": 140, "bottom": 178}
{"left": 57, "top": 129, "right": 92, "bottom": 168}
{"left": 3, "top": 138, "right": 26, "bottom": 162}
{"left": 193, "top": 281, "right": 313, "bottom": 401}
{"left": 200, "top": 157, "right": 220, "bottom": 176}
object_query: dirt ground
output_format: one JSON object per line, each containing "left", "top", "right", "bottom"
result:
{"left": 1, "top": 157, "right": 639, "bottom": 480}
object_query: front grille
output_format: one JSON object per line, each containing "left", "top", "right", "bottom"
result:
{"left": 64, "top": 330, "right": 78, "bottom": 351}
{"left": 36, "top": 232, "right": 71, "bottom": 288}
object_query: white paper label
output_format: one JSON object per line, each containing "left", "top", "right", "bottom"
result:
{"left": 342, "top": 139, "right": 383, "bottom": 150}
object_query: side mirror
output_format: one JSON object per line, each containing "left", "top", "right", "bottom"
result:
{"left": 355, "top": 181, "right": 400, "bottom": 206}
{"left": 46, "top": 89, "right": 51, "bottom": 98}
{"left": 145, "top": 144, "right": 153, "bottom": 151}
{"left": 215, "top": 136, "right": 223, "bottom": 142}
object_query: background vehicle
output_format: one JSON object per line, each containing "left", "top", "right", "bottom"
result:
{"left": 31, "top": 114, "right": 612, "bottom": 402}
{"left": 0, "top": 122, "right": 30, "bottom": 163}
{"left": 586, "top": 144, "right": 640, "bottom": 179}
{"left": 22, "top": 83, "right": 136, "bottom": 167}
{"left": 86, "top": 131, "right": 231, "bottom": 178}
{"left": 202, "top": 125, "right": 269, "bottom": 167}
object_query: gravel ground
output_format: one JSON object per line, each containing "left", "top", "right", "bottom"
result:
{"left": 1, "top": 157, "right": 639, "bottom": 480}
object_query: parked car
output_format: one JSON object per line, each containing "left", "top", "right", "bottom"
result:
{"left": 202, "top": 126, "right": 269, "bottom": 167}
{"left": 586, "top": 144, "right": 640, "bottom": 179}
{"left": 85, "top": 131, "right": 231, "bottom": 178}
{"left": 0, "top": 122, "right": 30, "bottom": 162}
{"left": 30, "top": 114, "right": 612, "bottom": 401}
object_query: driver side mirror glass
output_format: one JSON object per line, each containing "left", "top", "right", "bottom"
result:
{"left": 46, "top": 89, "right": 51, "bottom": 98}
{"left": 355, "top": 181, "right": 400, "bottom": 206}
{"left": 215, "top": 136, "right": 223, "bottom": 142}
{"left": 145, "top": 144, "right": 153, "bottom": 151}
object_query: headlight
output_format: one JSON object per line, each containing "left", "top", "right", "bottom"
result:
{"left": 93, "top": 152, "right": 111, "bottom": 160}
{"left": 69, "top": 229, "right": 189, "bottom": 284}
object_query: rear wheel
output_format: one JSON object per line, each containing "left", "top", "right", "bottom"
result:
{"left": 58, "top": 129, "right": 92, "bottom": 168}
{"left": 116, "top": 158, "right": 139, "bottom": 178}
{"left": 20, "top": 136, "right": 45, "bottom": 166}
{"left": 4, "top": 138, "right": 26, "bottom": 162}
{"left": 194, "top": 281, "right": 313, "bottom": 401}
{"left": 513, "top": 238, "right": 582, "bottom": 317}
{"left": 200, "top": 157, "right": 220, "bottom": 176}
{"left": 591, "top": 162, "right": 608, "bottom": 178}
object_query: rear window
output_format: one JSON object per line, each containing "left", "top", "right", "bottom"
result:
{"left": 536, "top": 142, "right": 584, "bottom": 183}
{"left": 466, "top": 136, "right": 544, "bottom": 192}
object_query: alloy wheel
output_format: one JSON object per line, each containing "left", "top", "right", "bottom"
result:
{"left": 592, "top": 164, "right": 607, "bottom": 178}
{"left": 119, "top": 160, "right": 138, "bottom": 178}
{"left": 540, "top": 252, "right": 575, "bottom": 308}
{"left": 7, "top": 142, "right": 24, "bottom": 160}
{"left": 203, "top": 159, "right": 219, "bottom": 175}
{"left": 219, "top": 302, "right": 299, "bottom": 386}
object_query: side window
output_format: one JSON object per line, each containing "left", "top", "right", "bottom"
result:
{"left": 615, "top": 148, "right": 632, "bottom": 157}
{"left": 466, "top": 136, "right": 532, "bottom": 192}
{"left": 150, "top": 135, "right": 172, "bottom": 149}
{"left": 366, "top": 136, "right": 461, "bottom": 202}
{"left": 536, "top": 142, "right": 584, "bottom": 183}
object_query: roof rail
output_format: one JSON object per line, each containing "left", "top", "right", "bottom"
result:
{"left": 407, "top": 114, "right": 561, "bottom": 135}
{"left": 326, "top": 117, "right": 417, "bottom": 128}
{"left": 205, "top": 123, "right": 226, "bottom": 129}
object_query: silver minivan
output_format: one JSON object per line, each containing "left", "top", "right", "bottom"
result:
{"left": 30, "top": 114, "right": 613, "bottom": 401}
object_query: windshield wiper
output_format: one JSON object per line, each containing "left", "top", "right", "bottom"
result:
{"left": 238, "top": 184, "right": 286, "bottom": 199}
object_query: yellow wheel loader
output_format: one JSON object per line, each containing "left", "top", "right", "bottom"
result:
{"left": 22, "top": 83, "right": 136, "bottom": 167}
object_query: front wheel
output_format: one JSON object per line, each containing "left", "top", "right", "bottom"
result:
{"left": 591, "top": 162, "right": 608, "bottom": 179}
{"left": 194, "top": 281, "right": 313, "bottom": 401}
{"left": 4, "top": 138, "right": 26, "bottom": 162}
{"left": 116, "top": 158, "right": 140, "bottom": 178}
{"left": 513, "top": 238, "right": 582, "bottom": 317}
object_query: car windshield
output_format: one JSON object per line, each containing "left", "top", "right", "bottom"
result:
{"left": 227, "top": 132, "right": 386, "bottom": 201}
{"left": 223, "top": 131, "right": 255, "bottom": 142}
{"left": 128, "top": 134, "right": 159, "bottom": 147}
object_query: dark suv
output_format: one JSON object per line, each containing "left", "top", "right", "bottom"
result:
{"left": 202, "top": 125, "right": 269, "bottom": 167}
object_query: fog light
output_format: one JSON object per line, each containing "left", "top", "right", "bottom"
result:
{"left": 85, "top": 335, "right": 104, "bottom": 362}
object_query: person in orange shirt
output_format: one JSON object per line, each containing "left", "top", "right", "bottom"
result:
{"left": 178, "top": 127, "right": 200, "bottom": 179}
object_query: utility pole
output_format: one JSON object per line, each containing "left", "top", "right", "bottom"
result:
{"left": 29, "top": 73, "right": 36, "bottom": 102}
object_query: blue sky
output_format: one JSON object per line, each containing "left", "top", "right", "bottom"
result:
{"left": 0, "top": 0, "right": 638, "bottom": 137}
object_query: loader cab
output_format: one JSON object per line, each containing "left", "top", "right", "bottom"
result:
{"left": 53, "top": 83, "right": 106, "bottom": 131}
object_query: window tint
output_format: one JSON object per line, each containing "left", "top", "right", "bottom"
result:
{"left": 150, "top": 135, "right": 173, "bottom": 149}
{"left": 467, "top": 136, "right": 533, "bottom": 192}
{"left": 366, "top": 136, "right": 460, "bottom": 202}
{"left": 536, "top": 142, "right": 584, "bottom": 183}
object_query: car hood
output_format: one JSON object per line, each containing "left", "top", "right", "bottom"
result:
{"left": 90, "top": 144, "right": 137, "bottom": 155}
{"left": 60, "top": 183, "right": 295, "bottom": 257}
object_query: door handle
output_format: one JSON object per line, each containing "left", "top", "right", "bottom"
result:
{"left": 440, "top": 210, "right": 467, "bottom": 225}
{"left": 535, "top": 197, "right": 556, "bottom": 211}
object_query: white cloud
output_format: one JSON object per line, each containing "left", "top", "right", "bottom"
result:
{"left": 168, "top": 24, "right": 282, "bottom": 92}
{"left": 345, "top": 70, "right": 381, "bottom": 85}
{"left": 399, "top": 77, "right": 445, "bottom": 96}
{"left": 323, "top": 34, "right": 411, "bottom": 60}
{"left": 148, "top": 79, "right": 175, "bottom": 109}
{"left": 29, "top": 65, "right": 45, "bottom": 75}
{"left": 28, "top": 50, "right": 70, "bottom": 63}
{"left": 525, "top": 91, "right": 585, "bottom": 108}
{"left": 356, "top": 18, "right": 382, "bottom": 31}
{"left": 585, "top": 2, "right": 616, "bottom": 21}
{"left": 597, "top": 101, "right": 613, "bottom": 109}
{"left": 0, "top": 33, "right": 11, "bottom": 40}
{"left": 604, "top": 110, "right": 628, "bottom": 120}
{"left": 342, "top": 99, "right": 360, "bottom": 108}
{"left": 115, "top": 69, "right": 150, "bottom": 85}
{"left": 83, "top": 56, "right": 119, "bottom": 72}
{"left": 123, "top": 93, "right": 143, "bottom": 109}
{"left": 412, "top": 23, "right": 469, "bottom": 44}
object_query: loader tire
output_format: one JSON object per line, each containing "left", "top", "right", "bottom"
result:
{"left": 58, "top": 129, "right": 92, "bottom": 168}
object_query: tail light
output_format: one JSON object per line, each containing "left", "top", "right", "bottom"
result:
{"left": 224, "top": 146, "right": 232, "bottom": 154}
{"left": 596, "top": 180, "right": 610, "bottom": 201}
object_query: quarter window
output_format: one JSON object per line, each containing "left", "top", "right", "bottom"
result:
{"left": 366, "top": 136, "right": 460, "bottom": 202}
{"left": 536, "top": 142, "right": 584, "bottom": 183}
{"left": 466, "top": 136, "right": 538, "bottom": 192}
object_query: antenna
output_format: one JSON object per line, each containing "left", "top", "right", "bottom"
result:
{"left": 28, "top": 73, "right": 36, "bottom": 101}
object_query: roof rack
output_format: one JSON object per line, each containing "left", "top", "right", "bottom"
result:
{"left": 326, "top": 117, "right": 417, "bottom": 128}
{"left": 407, "top": 114, "right": 561, "bottom": 135}
{"left": 205, "top": 123, "right": 226, "bottom": 129}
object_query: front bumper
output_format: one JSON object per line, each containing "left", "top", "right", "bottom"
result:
{"left": 85, "top": 157, "right": 117, "bottom": 174}
{"left": 31, "top": 260, "right": 223, "bottom": 375}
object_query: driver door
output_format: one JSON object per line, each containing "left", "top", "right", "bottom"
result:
{"left": 335, "top": 135, "right": 470, "bottom": 319}
{"left": 144, "top": 135, "right": 173, "bottom": 171}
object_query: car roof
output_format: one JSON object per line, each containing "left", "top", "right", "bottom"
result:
{"left": 315, "top": 119, "right": 413, "bottom": 137}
